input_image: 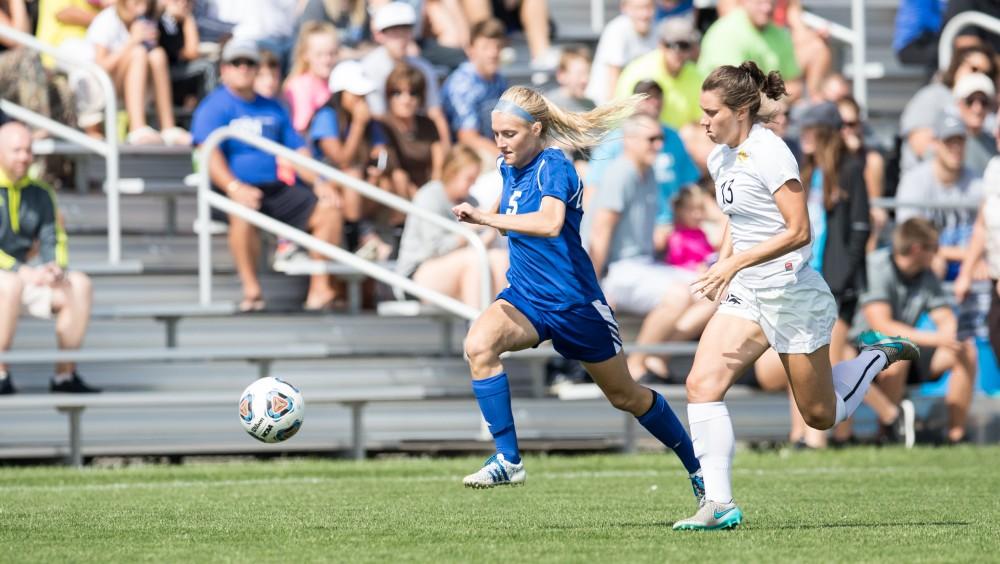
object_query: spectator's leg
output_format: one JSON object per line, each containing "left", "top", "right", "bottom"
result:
{"left": 413, "top": 249, "right": 467, "bottom": 304}
{"left": 456, "top": 248, "right": 508, "bottom": 309}
{"left": 519, "top": 0, "right": 551, "bottom": 62}
{"left": 51, "top": 271, "right": 92, "bottom": 375}
{"left": 122, "top": 45, "right": 152, "bottom": 133}
{"left": 147, "top": 47, "right": 178, "bottom": 131}
{"left": 0, "top": 271, "right": 24, "bottom": 373}
{"left": 462, "top": 0, "right": 492, "bottom": 24}
{"left": 934, "top": 341, "right": 978, "bottom": 442}
{"left": 628, "top": 283, "right": 692, "bottom": 379}
{"left": 304, "top": 201, "right": 343, "bottom": 307}
{"left": 228, "top": 216, "right": 263, "bottom": 303}
{"left": 790, "top": 25, "right": 831, "bottom": 100}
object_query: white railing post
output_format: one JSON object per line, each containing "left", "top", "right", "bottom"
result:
{"left": 195, "top": 127, "right": 491, "bottom": 320}
{"left": 197, "top": 161, "right": 213, "bottom": 307}
{"left": 850, "top": 0, "right": 867, "bottom": 114}
{"left": 0, "top": 24, "right": 122, "bottom": 265}
{"left": 800, "top": 8, "right": 868, "bottom": 114}
{"left": 938, "top": 11, "right": 1000, "bottom": 70}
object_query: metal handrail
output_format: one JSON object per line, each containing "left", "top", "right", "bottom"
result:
{"left": 938, "top": 11, "right": 1000, "bottom": 70}
{"left": 799, "top": 0, "right": 867, "bottom": 113}
{"left": 871, "top": 198, "right": 980, "bottom": 211}
{"left": 196, "top": 127, "right": 492, "bottom": 320}
{"left": 0, "top": 24, "right": 121, "bottom": 265}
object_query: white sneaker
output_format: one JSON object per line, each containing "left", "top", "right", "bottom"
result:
{"left": 463, "top": 453, "right": 526, "bottom": 488}
{"left": 672, "top": 499, "right": 744, "bottom": 531}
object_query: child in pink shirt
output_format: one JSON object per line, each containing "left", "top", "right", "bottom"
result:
{"left": 283, "top": 21, "right": 339, "bottom": 132}
{"left": 666, "top": 187, "right": 715, "bottom": 271}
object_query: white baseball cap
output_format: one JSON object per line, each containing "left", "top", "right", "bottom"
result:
{"left": 953, "top": 72, "right": 996, "bottom": 100}
{"left": 373, "top": 2, "right": 417, "bottom": 32}
{"left": 328, "top": 60, "right": 376, "bottom": 96}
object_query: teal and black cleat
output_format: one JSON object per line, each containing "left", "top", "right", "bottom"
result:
{"left": 463, "top": 453, "right": 526, "bottom": 488}
{"left": 857, "top": 330, "right": 920, "bottom": 367}
{"left": 672, "top": 500, "right": 744, "bottom": 531}
{"left": 689, "top": 471, "right": 706, "bottom": 506}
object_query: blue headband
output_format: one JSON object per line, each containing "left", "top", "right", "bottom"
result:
{"left": 492, "top": 99, "right": 535, "bottom": 123}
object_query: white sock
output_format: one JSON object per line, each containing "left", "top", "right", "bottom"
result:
{"left": 53, "top": 371, "right": 73, "bottom": 385}
{"left": 832, "top": 350, "right": 888, "bottom": 424}
{"left": 688, "top": 401, "right": 734, "bottom": 504}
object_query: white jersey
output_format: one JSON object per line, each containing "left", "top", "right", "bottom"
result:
{"left": 708, "top": 124, "right": 807, "bottom": 288}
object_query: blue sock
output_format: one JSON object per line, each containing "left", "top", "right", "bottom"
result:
{"left": 472, "top": 373, "right": 521, "bottom": 464}
{"left": 636, "top": 390, "right": 700, "bottom": 474}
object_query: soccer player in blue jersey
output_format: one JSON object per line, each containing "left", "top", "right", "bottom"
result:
{"left": 451, "top": 85, "right": 705, "bottom": 504}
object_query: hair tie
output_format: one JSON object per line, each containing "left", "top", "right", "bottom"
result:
{"left": 492, "top": 99, "right": 535, "bottom": 123}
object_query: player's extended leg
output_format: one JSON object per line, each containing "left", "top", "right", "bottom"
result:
{"left": 582, "top": 352, "right": 704, "bottom": 504}
{"left": 462, "top": 299, "right": 539, "bottom": 488}
{"left": 673, "top": 313, "right": 771, "bottom": 531}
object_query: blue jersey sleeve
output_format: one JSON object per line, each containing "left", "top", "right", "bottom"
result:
{"left": 309, "top": 107, "right": 340, "bottom": 141}
{"left": 537, "top": 154, "right": 579, "bottom": 205}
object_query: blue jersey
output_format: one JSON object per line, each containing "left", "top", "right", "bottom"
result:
{"left": 498, "top": 148, "right": 605, "bottom": 310}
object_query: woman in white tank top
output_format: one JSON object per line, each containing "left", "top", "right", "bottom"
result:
{"left": 671, "top": 62, "right": 919, "bottom": 532}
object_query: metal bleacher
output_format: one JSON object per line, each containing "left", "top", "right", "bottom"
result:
{"left": 3, "top": 1, "right": 997, "bottom": 465}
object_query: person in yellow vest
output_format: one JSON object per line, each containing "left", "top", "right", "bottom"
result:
{"left": 0, "top": 122, "right": 99, "bottom": 394}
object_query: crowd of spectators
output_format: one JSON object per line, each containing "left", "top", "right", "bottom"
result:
{"left": 0, "top": 0, "right": 995, "bottom": 445}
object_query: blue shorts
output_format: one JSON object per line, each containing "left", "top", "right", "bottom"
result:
{"left": 497, "top": 286, "right": 622, "bottom": 363}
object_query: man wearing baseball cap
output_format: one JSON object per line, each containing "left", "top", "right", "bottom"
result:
{"left": 360, "top": 2, "right": 451, "bottom": 147}
{"left": 952, "top": 72, "right": 999, "bottom": 175}
{"left": 615, "top": 17, "right": 703, "bottom": 130}
{"left": 896, "top": 110, "right": 981, "bottom": 279}
{"left": 191, "top": 39, "right": 343, "bottom": 312}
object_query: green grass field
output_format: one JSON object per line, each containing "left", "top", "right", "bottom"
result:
{"left": 1, "top": 447, "right": 998, "bottom": 563}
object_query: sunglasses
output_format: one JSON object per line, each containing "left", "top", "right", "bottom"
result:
{"left": 964, "top": 94, "right": 992, "bottom": 107}
{"left": 229, "top": 58, "right": 259, "bottom": 68}
{"left": 646, "top": 134, "right": 665, "bottom": 143}
{"left": 664, "top": 40, "right": 693, "bottom": 51}
{"left": 841, "top": 120, "right": 859, "bottom": 128}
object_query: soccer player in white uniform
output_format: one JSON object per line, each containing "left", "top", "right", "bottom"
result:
{"left": 671, "top": 62, "right": 920, "bottom": 531}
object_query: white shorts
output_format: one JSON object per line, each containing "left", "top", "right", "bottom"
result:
{"left": 21, "top": 283, "right": 53, "bottom": 320}
{"left": 603, "top": 257, "right": 697, "bottom": 314}
{"left": 716, "top": 267, "right": 835, "bottom": 354}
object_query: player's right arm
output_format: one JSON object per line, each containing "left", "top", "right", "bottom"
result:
{"left": 716, "top": 219, "right": 733, "bottom": 261}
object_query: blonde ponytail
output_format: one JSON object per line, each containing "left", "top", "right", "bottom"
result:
{"left": 498, "top": 86, "right": 643, "bottom": 154}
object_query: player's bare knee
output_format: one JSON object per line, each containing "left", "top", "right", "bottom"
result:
{"left": 802, "top": 405, "right": 835, "bottom": 430}
{"left": 685, "top": 372, "right": 726, "bottom": 403}
{"left": 606, "top": 386, "right": 645, "bottom": 414}
{"left": 463, "top": 335, "right": 499, "bottom": 374}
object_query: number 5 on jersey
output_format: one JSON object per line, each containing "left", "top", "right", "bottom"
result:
{"left": 506, "top": 190, "right": 523, "bottom": 215}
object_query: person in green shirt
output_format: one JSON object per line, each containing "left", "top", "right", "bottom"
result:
{"left": 698, "top": 0, "right": 803, "bottom": 102}
{"left": 615, "top": 16, "right": 703, "bottom": 130}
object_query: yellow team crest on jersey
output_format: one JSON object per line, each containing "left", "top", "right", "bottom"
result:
{"left": 737, "top": 150, "right": 750, "bottom": 162}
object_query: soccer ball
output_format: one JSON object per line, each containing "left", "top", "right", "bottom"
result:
{"left": 238, "top": 377, "right": 305, "bottom": 443}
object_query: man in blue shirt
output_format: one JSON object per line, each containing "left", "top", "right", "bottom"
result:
{"left": 587, "top": 80, "right": 700, "bottom": 231}
{"left": 441, "top": 18, "right": 508, "bottom": 161}
{"left": 191, "top": 40, "right": 343, "bottom": 312}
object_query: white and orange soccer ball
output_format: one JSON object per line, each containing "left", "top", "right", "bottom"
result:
{"left": 238, "top": 377, "right": 305, "bottom": 443}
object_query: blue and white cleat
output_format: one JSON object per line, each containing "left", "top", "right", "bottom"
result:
{"left": 689, "top": 471, "right": 705, "bottom": 506}
{"left": 463, "top": 453, "right": 526, "bottom": 488}
{"left": 857, "top": 330, "right": 920, "bottom": 367}
{"left": 672, "top": 500, "right": 744, "bottom": 531}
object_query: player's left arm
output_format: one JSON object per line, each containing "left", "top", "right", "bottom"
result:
{"left": 692, "top": 179, "right": 810, "bottom": 300}
{"left": 453, "top": 196, "right": 566, "bottom": 238}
